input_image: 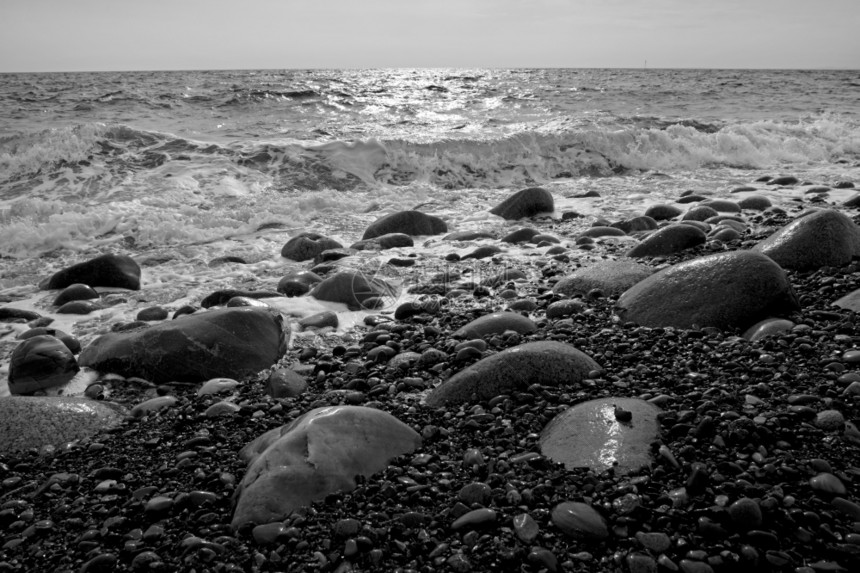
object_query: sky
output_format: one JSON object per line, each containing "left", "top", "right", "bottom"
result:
{"left": 1, "top": 0, "right": 858, "bottom": 72}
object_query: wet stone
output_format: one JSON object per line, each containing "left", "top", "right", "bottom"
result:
{"left": 816, "top": 409, "right": 845, "bottom": 431}
{"left": 551, "top": 501, "right": 608, "bottom": 540}
{"left": 513, "top": 513, "right": 539, "bottom": 543}
{"left": 810, "top": 472, "right": 847, "bottom": 495}
{"left": 727, "top": 497, "right": 762, "bottom": 531}
{"left": 636, "top": 531, "right": 672, "bottom": 553}
{"left": 451, "top": 508, "right": 497, "bottom": 530}
{"left": 458, "top": 482, "right": 492, "bottom": 506}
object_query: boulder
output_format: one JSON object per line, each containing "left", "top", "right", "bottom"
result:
{"left": 540, "top": 398, "right": 661, "bottom": 474}
{"left": 425, "top": 341, "right": 600, "bottom": 406}
{"left": 616, "top": 250, "right": 800, "bottom": 330}
{"left": 280, "top": 232, "right": 343, "bottom": 261}
{"left": 42, "top": 253, "right": 141, "bottom": 291}
{"left": 8, "top": 335, "right": 80, "bottom": 395}
{"left": 309, "top": 271, "right": 397, "bottom": 310}
{"left": 490, "top": 187, "right": 554, "bottom": 220}
{"left": 752, "top": 209, "right": 860, "bottom": 270}
{"left": 232, "top": 406, "right": 421, "bottom": 528}
{"left": 644, "top": 204, "right": 682, "bottom": 220}
{"left": 78, "top": 307, "right": 288, "bottom": 384}
{"left": 361, "top": 211, "right": 446, "bottom": 240}
{"left": 453, "top": 312, "right": 537, "bottom": 339}
{"left": 201, "top": 289, "right": 282, "bottom": 308}
{"left": 0, "top": 396, "right": 125, "bottom": 454}
{"left": 553, "top": 260, "right": 653, "bottom": 297}
{"left": 626, "top": 224, "right": 707, "bottom": 258}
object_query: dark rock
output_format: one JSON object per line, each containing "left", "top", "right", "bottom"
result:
{"left": 742, "top": 318, "right": 794, "bottom": 341}
{"left": 309, "top": 271, "right": 397, "bottom": 310}
{"left": 579, "top": 226, "right": 626, "bottom": 238}
{"left": 8, "top": 335, "right": 79, "bottom": 395}
{"left": 753, "top": 209, "right": 860, "bottom": 270}
{"left": 298, "top": 311, "right": 338, "bottom": 330}
{"left": 266, "top": 369, "right": 307, "bottom": 398}
{"left": 425, "top": 341, "right": 599, "bottom": 406}
{"left": 551, "top": 502, "right": 609, "bottom": 540}
{"left": 0, "top": 307, "right": 41, "bottom": 322}
{"left": 232, "top": 406, "right": 421, "bottom": 528}
{"left": 361, "top": 210, "right": 447, "bottom": 240}
{"left": 56, "top": 300, "right": 101, "bottom": 314}
{"left": 280, "top": 232, "right": 343, "bottom": 261}
{"left": 453, "top": 312, "right": 537, "bottom": 338}
{"left": 79, "top": 307, "right": 288, "bottom": 384}
{"left": 738, "top": 195, "right": 772, "bottom": 210}
{"left": 42, "top": 253, "right": 141, "bottom": 291}
{"left": 541, "top": 397, "right": 661, "bottom": 474}
{"left": 17, "top": 328, "right": 80, "bottom": 354}
{"left": 207, "top": 256, "right": 247, "bottom": 267}
{"left": 546, "top": 299, "right": 584, "bottom": 319}
{"left": 0, "top": 396, "right": 124, "bottom": 454}
{"left": 676, "top": 194, "right": 708, "bottom": 204}
{"left": 443, "top": 230, "right": 496, "bottom": 241}
{"left": 461, "top": 245, "right": 503, "bottom": 260}
{"left": 277, "top": 270, "right": 323, "bottom": 297}
{"left": 490, "top": 187, "right": 554, "bottom": 220}
{"left": 682, "top": 205, "right": 720, "bottom": 221}
{"left": 481, "top": 269, "right": 528, "bottom": 287}
{"left": 768, "top": 175, "right": 799, "bottom": 186}
{"left": 350, "top": 233, "right": 414, "bottom": 250}
{"left": 700, "top": 199, "right": 741, "bottom": 213}
{"left": 616, "top": 250, "right": 800, "bottom": 330}
{"left": 627, "top": 224, "right": 707, "bottom": 258}
{"left": 502, "top": 228, "right": 540, "bottom": 243}
{"left": 644, "top": 204, "right": 683, "bottom": 220}
{"left": 553, "top": 260, "right": 653, "bottom": 297}
{"left": 313, "top": 247, "right": 357, "bottom": 265}
{"left": 612, "top": 216, "right": 658, "bottom": 233}
{"left": 53, "top": 283, "right": 99, "bottom": 307}
{"left": 201, "top": 289, "right": 282, "bottom": 308}
{"left": 136, "top": 306, "right": 169, "bottom": 321}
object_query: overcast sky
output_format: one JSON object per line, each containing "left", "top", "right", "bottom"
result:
{"left": 2, "top": 0, "right": 858, "bottom": 72}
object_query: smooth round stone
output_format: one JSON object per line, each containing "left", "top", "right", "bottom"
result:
{"left": 130, "top": 396, "right": 178, "bottom": 417}
{"left": 701, "top": 199, "right": 741, "bottom": 212}
{"left": 57, "top": 299, "right": 102, "bottom": 314}
{"left": 742, "top": 318, "right": 795, "bottom": 341}
{"left": 738, "top": 195, "right": 772, "bottom": 210}
{"left": 362, "top": 210, "right": 446, "bottom": 239}
{"left": 753, "top": 209, "right": 860, "bottom": 270}
{"left": 452, "top": 312, "right": 537, "bottom": 338}
{"left": 553, "top": 260, "right": 653, "bottom": 297}
{"left": 252, "top": 522, "right": 286, "bottom": 545}
{"left": 281, "top": 232, "right": 342, "bottom": 261}
{"left": 513, "top": 513, "right": 539, "bottom": 543}
{"left": 580, "top": 226, "right": 626, "bottom": 238}
{"left": 205, "top": 401, "right": 241, "bottom": 417}
{"left": 551, "top": 502, "right": 608, "bottom": 540}
{"left": 815, "top": 410, "right": 845, "bottom": 431}
{"left": 842, "top": 349, "right": 860, "bottom": 363}
{"left": 627, "top": 224, "right": 706, "bottom": 258}
{"left": 843, "top": 381, "right": 860, "bottom": 396}
{"left": 682, "top": 205, "right": 719, "bottom": 221}
{"left": 627, "top": 554, "right": 658, "bottom": 573}
{"left": 832, "top": 497, "right": 860, "bottom": 521}
{"left": 197, "top": 377, "right": 239, "bottom": 396}
{"left": 298, "top": 311, "right": 338, "bottom": 330}
{"left": 8, "top": 335, "right": 79, "bottom": 395}
{"left": 546, "top": 299, "right": 585, "bottom": 319}
{"left": 644, "top": 204, "right": 682, "bottom": 220}
{"left": 540, "top": 397, "right": 660, "bottom": 475}
{"left": 727, "top": 497, "right": 763, "bottom": 531}
{"left": 458, "top": 482, "right": 492, "bottom": 505}
{"left": 451, "top": 508, "right": 497, "bottom": 530}
{"left": 80, "top": 553, "right": 118, "bottom": 573}
{"left": 809, "top": 472, "right": 847, "bottom": 495}
{"left": 144, "top": 496, "right": 174, "bottom": 514}
{"left": 54, "top": 283, "right": 99, "bottom": 307}
{"left": 490, "top": 187, "right": 554, "bottom": 220}
{"left": 679, "top": 560, "right": 713, "bottom": 573}
{"left": 136, "top": 306, "right": 169, "bottom": 321}
{"left": 267, "top": 369, "right": 307, "bottom": 398}
{"left": 636, "top": 531, "right": 671, "bottom": 553}
{"left": 528, "top": 547, "right": 559, "bottom": 572}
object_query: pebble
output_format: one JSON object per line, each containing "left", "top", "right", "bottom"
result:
{"left": 204, "top": 401, "right": 241, "bottom": 417}
{"left": 727, "top": 497, "right": 762, "bottom": 531}
{"left": 451, "top": 508, "right": 496, "bottom": 530}
{"left": 636, "top": 531, "right": 671, "bottom": 553}
{"left": 252, "top": 522, "right": 285, "bottom": 545}
{"left": 457, "top": 482, "right": 492, "bottom": 505}
{"left": 528, "top": 547, "right": 559, "bottom": 572}
{"left": 551, "top": 501, "right": 608, "bottom": 540}
{"left": 130, "top": 395, "right": 178, "bottom": 417}
{"left": 809, "top": 472, "right": 847, "bottom": 495}
{"left": 513, "top": 513, "right": 539, "bottom": 543}
{"left": 815, "top": 409, "right": 845, "bottom": 431}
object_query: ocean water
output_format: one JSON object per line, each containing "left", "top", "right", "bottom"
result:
{"left": 1, "top": 68, "right": 860, "bottom": 393}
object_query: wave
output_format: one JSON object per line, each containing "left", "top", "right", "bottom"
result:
{"left": 1, "top": 116, "right": 858, "bottom": 204}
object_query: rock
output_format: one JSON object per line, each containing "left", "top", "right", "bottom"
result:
{"left": 546, "top": 299, "right": 584, "bottom": 319}
{"left": 481, "top": 269, "right": 528, "bottom": 288}
{"left": 361, "top": 210, "right": 447, "bottom": 240}
{"left": 809, "top": 472, "right": 846, "bottom": 495}
{"left": 8, "top": 335, "right": 79, "bottom": 395}
{"left": 78, "top": 307, "right": 288, "bottom": 384}
{"left": 0, "top": 396, "right": 125, "bottom": 453}
{"left": 197, "top": 377, "right": 240, "bottom": 396}
{"left": 753, "top": 209, "right": 860, "bottom": 270}
{"left": 553, "top": 260, "right": 653, "bottom": 297}
{"left": 833, "top": 288, "right": 860, "bottom": 312}
{"left": 42, "top": 253, "right": 141, "bottom": 291}
{"left": 313, "top": 247, "right": 357, "bottom": 265}
{"left": 442, "top": 230, "right": 496, "bottom": 241}
{"left": 451, "top": 508, "right": 497, "bottom": 530}
{"left": 130, "top": 396, "right": 178, "bottom": 417}
{"left": 700, "top": 199, "right": 741, "bottom": 213}
{"left": 136, "top": 306, "right": 169, "bottom": 321}
{"left": 710, "top": 227, "right": 741, "bottom": 242}
{"left": 461, "top": 245, "right": 503, "bottom": 260}
{"left": 677, "top": 194, "right": 708, "bottom": 204}
{"left": 266, "top": 369, "right": 308, "bottom": 399}
{"left": 501, "top": 228, "right": 540, "bottom": 243}
{"left": 280, "top": 232, "right": 343, "bottom": 261}
{"left": 682, "top": 205, "right": 719, "bottom": 221}
{"left": 299, "top": 311, "right": 338, "bottom": 330}
{"left": 579, "top": 226, "right": 626, "bottom": 238}
{"left": 768, "top": 175, "right": 799, "bottom": 186}
{"left": 232, "top": 406, "right": 421, "bottom": 528}
{"left": 636, "top": 532, "right": 672, "bottom": 553}
{"left": 201, "top": 289, "right": 282, "bottom": 308}
{"left": 613, "top": 216, "right": 658, "bottom": 233}
{"left": 738, "top": 195, "right": 772, "bottom": 210}
{"left": 0, "top": 307, "right": 41, "bottom": 322}
{"left": 540, "top": 398, "right": 661, "bottom": 474}
{"left": 815, "top": 409, "right": 845, "bottom": 431}
{"left": 53, "top": 283, "right": 99, "bottom": 307}
{"left": 490, "top": 187, "right": 554, "bottom": 220}
{"left": 277, "top": 270, "right": 323, "bottom": 297}
{"left": 551, "top": 502, "right": 608, "bottom": 540}
{"left": 309, "top": 271, "right": 397, "bottom": 310}
{"left": 727, "top": 497, "right": 763, "bottom": 531}
{"left": 17, "top": 327, "right": 81, "bottom": 354}
{"left": 742, "top": 318, "right": 795, "bottom": 341}
{"left": 425, "top": 341, "right": 599, "bottom": 406}
{"left": 350, "top": 233, "right": 414, "bottom": 250}
{"left": 627, "top": 224, "right": 707, "bottom": 258}
{"left": 452, "top": 312, "right": 537, "bottom": 338}
{"left": 616, "top": 250, "right": 800, "bottom": 330}
{"left": 644, "top": 204, "right": 682, "bottom": 220}
{"left": 513, "top": 514, "right": 540, "bottom": 543}
{"left": 57, "top": 300, "right": 101, "bottom": 314}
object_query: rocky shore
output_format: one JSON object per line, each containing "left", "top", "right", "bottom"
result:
{"left": 1, "top": 180, "right": 860, "bottom": 573}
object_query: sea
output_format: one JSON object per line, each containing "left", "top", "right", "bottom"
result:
{"left": 1, "top": 68, "right": 860, "bottom": 394}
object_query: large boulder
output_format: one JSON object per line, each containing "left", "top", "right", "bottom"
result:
{"left": 752, "top": 209, "right": 860, "bottom": 270}
{"left": 42, "top": 253, "right": 141, "bottom": 290}
{"left": 626, "top": 224, "right": 707, "bottom": 258}
{"left": 540, "top": 397, "right": 661, "bottom": 474}
{"left": 425, "top": 341, "right": 600, "bottom": 407}
{"left": 309, "top": 270, "right": 397, "bottom": 310}
{"left": 452, "top": 312, "right": 537, "bottom": 339}
{"left": 232, "top": 406, "right": 421, "bottom": 528}
{"left": 553, "top": 260, "right": 653, "bottom": 297}
{"left": 616, "top": 250, "right": 800, "bottom": 330}
{"left": 361, "top": 211, "right": 447, "bottom": 240}
{"left": 0, "top": 396, "right": 125, "bottom": 454}
{"left": 490, "top": 187, "right": 554, "bottom": 220}
{"left": 78, "top": 307, "right": 288, "bottom": 384}
{"left": 8, "top": 335, "right": 79, "bottom": 395}
{"left": 280, "top": 233, "right": 343, "bottom": 262}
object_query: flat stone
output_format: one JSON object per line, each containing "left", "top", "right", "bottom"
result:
{"left": 513, "top": 513, "right": 539, "bottom": 543}
{"left": 616, "top": 250, "right": 800, "bottom": 330}
{"left": 490, "top": 187, "right": 554, "bottom": 220}
{"left": 553, "top": 260, "right": 653, "bottom": 297}
{"left": 232, "top": 406, "right": 421, "bottom": 528}
{"left": 0, "top": 396, "right": 125, "bottom": 453}
{"left": 425, "top": 341, "right": 599, "bottom": 407}
{"left": 298, "top": 311, "right": 338, "bottom": 330}
{"left": 627, "top": 224, "right": 707, "bottom": 258}
{"left": 540, "top": 398, "right": 661, "bottom": 474}
{"left": 579, "top": 226, "right": 626, "bottom": 238}
{"left": 753, "top": 209, "right": 860, "bottom": 270}
{"left": 451, "top": 508, "right": 497, "bottom": 530}
{"left": 453, "top": 312, "right": 537, "bottom": 339}
{"left": 79, "top": 307, "right": 288, "bottom": 384}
